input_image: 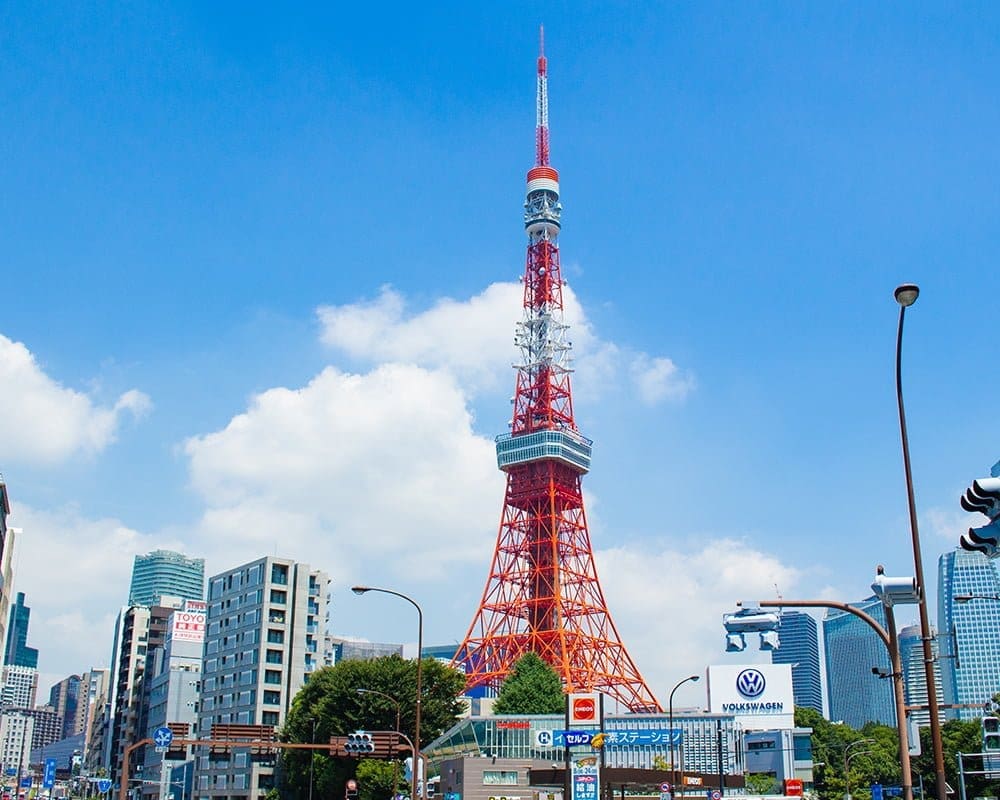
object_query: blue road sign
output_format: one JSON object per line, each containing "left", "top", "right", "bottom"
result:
{"left": 19, "top": 777, "right": 31, "bottom": 789}
{"left": 153, "top": 726, "right": 174, "bottom": 748}
{"left": 872, "top": 784, "right": 884, "bottom": 800}
{"left": 42, "top": 758, "right": 56, "bottom": 789}
{"left": 4, "top": 768, "right": 15, "bottom": 777}
{"left": 97, "top": 779, "right": 113, "bottom": 794}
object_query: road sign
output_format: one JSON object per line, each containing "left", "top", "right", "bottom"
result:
{"left": 153, "top": 726, "right": 174, "bottom": 748}
{"left": 97, "top": 781, "right": 112, "bottom": 795}
{"left": 708, "top": 791, "right": 721, "bottom": 800}
{"left": 3, "top": 769, "right": 14, "bottom": 777}
{"left": 660, "top": 784, "right": 672, "bottom": 793}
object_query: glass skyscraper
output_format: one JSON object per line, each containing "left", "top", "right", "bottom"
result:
{"left": 129, "top": 549, "right": 205, "bottom": 607}
{"left": 4, "top": 592, "right": 38, "bottom": 668}
{"left": 770, "top": 611, "right": 823, "bottom": 714}
{"left": 938, "top": 549, "right": 1000, "bottom": 720}
{"left": 823, "top": 596, "right": 895, "bottom": 728}
{"left": 898, "top": 622, "right": 944, "bottom": 727}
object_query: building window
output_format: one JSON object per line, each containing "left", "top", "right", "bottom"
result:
{"left": 263, "top": 690, "right": 281, "bottom": 705}
{"left": 264, "top": 670, "right": 282, "bottom": 685}
{"left": 482, "top": 771, "right": 518, "bottom": 786}
{"left": 271, "top": 564, "right": 289, "bottom": 585}
{"left": 270, "top": 589, "right": 287, "bottom": 605}
{"left": 267, "top": 629, "right": 285, "bottom": 644}
{"left": 265, "top": 650, "right": 283, "bottom": 664}
{"left": 262, "top": 711, "right": 279, "bottom": 726}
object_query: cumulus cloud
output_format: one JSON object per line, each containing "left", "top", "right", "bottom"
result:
{"left": 184, "top": 363, "right": 502, "bottom": 581}
{"left": 629, "top": 355, "right": 696, "bottom": 405}
{"left": 317, "top": 282, "right": 693, "bottom": 406}
{"left": 0, "top": 334, "right": 150, "bottom": 463}
{"left": 595, "top": 539, "right": 802, "bottom": 701}
{"left": 6, "top": 503, "right": 166, "bottom": 692}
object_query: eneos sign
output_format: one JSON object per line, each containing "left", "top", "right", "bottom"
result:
{"left": 569, "top": 693, "right": 601, "bottom": 725}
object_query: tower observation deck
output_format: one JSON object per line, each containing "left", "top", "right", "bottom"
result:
{"left": 452, "top": 31, "right": 661, "bottom": 712}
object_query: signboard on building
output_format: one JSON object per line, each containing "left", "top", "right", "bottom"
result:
{"left": 170, "top": 610, "right": 206, "bottom": 643}
{"left": 706, "top": 664, "right": 794, "bottom": 730}
{"left": 183, "top": 599, "right": 206, "bottom": 612}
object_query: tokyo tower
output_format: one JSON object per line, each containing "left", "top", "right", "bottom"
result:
{"left": 453, "top": 31, "right": 661, "bottom": 712}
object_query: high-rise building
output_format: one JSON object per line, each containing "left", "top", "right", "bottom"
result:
{"left": 194, "top": 557, "right": 328, "bottom": 800}
{"left": 48, "top": 674, "right": 83, "bottom": 740}
{"left": 141, "top": 601, "right": 206, "bottom": 800}
{"left": 454, "top": 34, "right": 658, "bottom": 711}
{"left": 1, "top": 665, "right": 38, "bottom": 708}
{"left": 0, "top": 710, "right": 34, "bottom": 782}
{"left": 824, "top": 596, "right": 895, "bottom": 728}
{"left": 104, "top": 598, "right": 187, "bottom": 782}
{"left": 0, "top": 483, "right": 16, "bottom": 669}
{"left": 938, "top": 549, "right": 1000, "bottom": 720}
{"left": 898, "top": 623, "right": 944, "bottom": 728}
{"left": 769, "top": 611, "right": 823, "bottom": 714}
{"left": 129, "top": 550, "right": 205, "bottom": 608}
{"left": 79, "top": 667, "right": 110, "bottom": 765}
{"left": 4, "top": 592, "right": 38, "bottom": 668}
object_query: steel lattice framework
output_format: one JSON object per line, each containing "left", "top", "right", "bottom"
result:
{"left": 453, "top": 31, "right": 661, "bottom": 712}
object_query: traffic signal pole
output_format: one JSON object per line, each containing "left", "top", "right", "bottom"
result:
{"left": 737, "top": 599, "right": 912, "bottom": 800}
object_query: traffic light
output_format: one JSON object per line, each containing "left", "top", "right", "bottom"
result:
{"left": 960, "top": 476, "right": 1000, "bottom": 558}
{"left": 723, "top": 606, "right": 780, "bottom": 653}
{"left": 983, "top": 716, "right": 1000, "bottom": 752}
{"left": 345, "top": 731, "right": 376, "bottom": 755}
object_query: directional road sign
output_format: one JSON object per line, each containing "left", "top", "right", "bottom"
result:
{"left": 97, "top": 780, "right": 112, "bottom": 794}
{"left": 153, "top": 726, "right": 175, "bottom": 748}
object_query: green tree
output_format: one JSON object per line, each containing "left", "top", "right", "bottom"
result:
{"left": 356, "top": 759, "right": 403, "bottom": 800}
{"left": 280, "top": 655, "right": 466, "bottom": 800}
{"left": 911, "top": 718, "right": 999, "bottom": 799}
{"left": 493, "top": 653, "right": 564, "bottom": 715}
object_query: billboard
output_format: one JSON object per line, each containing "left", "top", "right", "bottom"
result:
{"left": 170, "top": 610, "right": 206, "bottom": 643}
{"left": 706, "top": 664, "right": 794, "bottom": 730}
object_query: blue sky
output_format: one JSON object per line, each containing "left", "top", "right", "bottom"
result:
{"left": 2, "top": 3, "right": 998, "bottom": 705}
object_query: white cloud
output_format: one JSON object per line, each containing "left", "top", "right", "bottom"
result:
{"left": 183, "top": 363, "right": 502, "bottom": 582}
{"left": 629, "top": 355, "right": 696, "bottom": 405}
{"left": 6, "top": 503, "right": 167, "bottom": 693}
{"left": 317, "top": 282, "right": 692, "bottom": 406}
{"left": 0, "top": 334, "right": 150, "bottom": 463}
{"left": 594, "top": 539, "right": 802, "bottom": 704}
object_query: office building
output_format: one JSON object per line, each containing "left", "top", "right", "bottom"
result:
{"left": 129, "top": 550, "right": 205, "bottom": 608}
{"left": 938, "top": 549, "right": 1000, "bottom": 720}
{"left": 823, "top": 596, "right": 895, "bottom": 728}
{"left": 141, "top": 601, "right": 205, "bottom": 800}
{"left": 194, "top": 556, "right": 328, "bottom": 800}
{"left": 48, "top": 674, "right": 83, "bottom": 740}
{"left": 0, "top": 484, "right": 16, "bottom": 670}
{"left": 324, "top": 635, "right": 403, "bottom": 666}
{"left": 899, "top": 623, "right": 944, "bottom": 728}
{"left": 79, "top": 667, "right": 110, "bottom": 765}
{"left": 1, "top": 665, "right": 38, "bottom": 709}
{"left": 769, "top": 611, "right": 823, "bottom": 714}
{"left": 0, "top": 710, "right": 33, "bottom": 781}
{"left": 4, "top": 592, "right": 37, "bottom": 668}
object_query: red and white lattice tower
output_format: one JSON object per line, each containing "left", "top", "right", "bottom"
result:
{"left": 453, "top": 30, "right": 661, "bottom": 712}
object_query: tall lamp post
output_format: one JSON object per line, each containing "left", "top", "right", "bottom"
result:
{"left": 844, "top": 739, "right": 875, "bottom": 800}
{"left": 668, "top": 675, "right": 700, "bottom": 795}
{"left": 894, "top": 283, "right": 947, "bottom": 800}
{"left": 352, "top": 586, "right": 423, "bottom": 800}
{"left": 357, "top": 688, "right": 403, "bottom": 799}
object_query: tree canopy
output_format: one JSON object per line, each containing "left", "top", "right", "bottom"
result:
{"left": 492, "top": 652, "right": 564, "bottom": 715}
{"left": 280, "top": 655, "right": 466, "bottom": 800}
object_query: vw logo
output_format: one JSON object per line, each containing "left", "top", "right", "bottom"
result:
{"left": 736, "top": 668, "right": 766, "bottom": 698}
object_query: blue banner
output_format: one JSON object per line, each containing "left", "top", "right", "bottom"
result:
{"left": 43, "top": 758, "right": 57, "bottom": 789}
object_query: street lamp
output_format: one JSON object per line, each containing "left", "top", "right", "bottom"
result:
{"left": 845, "top": 739, "right": 875, "bottom": 800}
{"left": 894, "top": 282, "right": 947, "bottom": 800}
{"left": 308, "top": 717, "right": 317, "bottom": 800}
{"left": 356, "top": 689, "right": 403, "bottom": 799}
{"left": 352, "top": 586, "right": 423, "bottom": 800}
{"left": 954, "top": 594, "right": 1000, "bottom": 604}
{"left": 668, "top": 675, "right": 700, "bottom": 795}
